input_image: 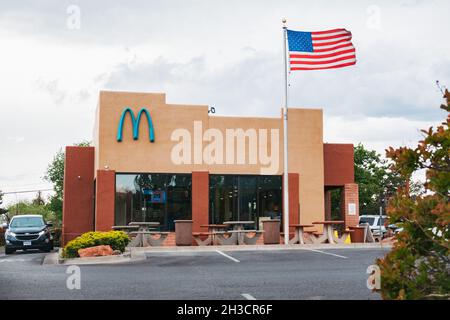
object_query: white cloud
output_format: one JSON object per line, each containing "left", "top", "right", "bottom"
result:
{"left": 0, "top": 0, "right": 449, "bottom": 206}
{"left": 323, "top": 115, "right": 437, "bottom": 153}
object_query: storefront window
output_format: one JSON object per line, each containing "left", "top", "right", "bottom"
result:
{"left": 209, "top": 175, "right": 282, "bottom": 229}
{"left": 115, "top": 173, "right": 192, "bottom": 231}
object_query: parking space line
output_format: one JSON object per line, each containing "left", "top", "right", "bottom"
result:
{"left": 241, "top": 293, "right": 256, "bottom": 300}
{"left": 0, "top": 258, "right": 28, "bottom": 263}
{"left": 306, "top": 249, "right": 348, "bottom": 259}
{"left": 215, "top": 250, "right": 240, "bottom": 263}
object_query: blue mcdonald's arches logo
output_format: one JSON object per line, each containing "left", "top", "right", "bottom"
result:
{"left": 116, "top": 107, "right": 155, "bottom": 142}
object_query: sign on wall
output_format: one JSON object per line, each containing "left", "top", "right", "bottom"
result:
{"left": 348, "top": 203, "right": 356, "bottom": 215}
{"left": 117, "top": 107, "right": 155, "bottom": 142}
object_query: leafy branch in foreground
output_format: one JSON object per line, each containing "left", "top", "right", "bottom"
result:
{"left": 376, "top": 88, "right": 450, "bottom": 300}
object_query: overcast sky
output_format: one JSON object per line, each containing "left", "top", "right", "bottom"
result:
{"left": 0, "top": 0, "right": 449, "bottom": 206}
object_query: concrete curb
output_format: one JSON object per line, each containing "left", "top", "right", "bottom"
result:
{"left": 41, "top": 243, "right": 391, "bottom": 266}
{"left": 129, "top": 243, "right": 392, "bottom": 254}
{"left": 42, "top": 249, "right": 146, "bottom": 266}
{"left": 42, "top": 252, "right": 60, "bottom": 265}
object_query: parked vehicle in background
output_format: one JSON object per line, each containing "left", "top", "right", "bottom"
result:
{"left": 387, "top": 223, "right": 403, "bottom": 234}
{"left": 2, "top": 215, "right": 54, "bottom": 254}
{"left": 358, "top": 215, "right": 388, "bottom": 237}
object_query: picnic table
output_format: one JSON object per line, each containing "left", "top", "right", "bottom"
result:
{"left": 311, "top": 221, "right": 346, "bottom": 244}
{"left": 288, "top": 224, "right": 316, "bottom": 244}
{"left": 224, "top": 221, "right": 254, "bottom": 231}
{"left": 201, "top": 224, "right": 228, "bottom": 231}
{"left": 111, "top": 225, "right": 139, "bottom": 232}
{"left": 193, "top": 224, "right": 228, "bottom": 246}
{"left": 129, "top": 221, "right": 160, "bottom": 231}
{"left": 199, "top": 224, "right": 228, "bottom": 245}
{"left": 129, "top": 231, "right": 170, "bottom": 247}
{"left": 216, "top": 221, "right": 263, "bottom": 245}
{"left": 127, "top": 222, "right": 169, "bottom": 247}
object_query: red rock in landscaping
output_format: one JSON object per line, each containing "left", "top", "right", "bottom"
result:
{"left": 78, "top": 245, "right": 114, "bottom": 258}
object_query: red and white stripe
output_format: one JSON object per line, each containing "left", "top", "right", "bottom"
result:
{"left": 290, "top": 28, "right": 356, "bottom": 71}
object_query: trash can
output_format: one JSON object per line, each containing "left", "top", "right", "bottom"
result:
{"left": 349, "top": 226, "right": 366, "bottom": 243}
{"left": 262, "top": 219, "right": 281, "bottom": 244}
{"left": 174, "top": 220, "right": 193, "bottom": 246}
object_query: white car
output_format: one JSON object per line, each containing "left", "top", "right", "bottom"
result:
{"left": 387, "top": 223, "right": 403, "bottom": 234}
{"left": 359, "top": 215, "right": 388, "bottom": 237}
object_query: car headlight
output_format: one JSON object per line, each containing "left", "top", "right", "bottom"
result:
{"left": 39, "top": 230, "right": 46, "bottom": 237}
{"left": 5, "top": 230, "right": 16, "bottom": 237}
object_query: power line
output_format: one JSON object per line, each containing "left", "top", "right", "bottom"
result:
{"left": 2, "top": 189, "right": 54, "bottom": 195}
{"left": 0, "top": 183, "right": 53, "bottom": 189}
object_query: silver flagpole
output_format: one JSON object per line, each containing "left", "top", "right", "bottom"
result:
{"left": 282, "top": 19, "right": 290, "bottom": 245}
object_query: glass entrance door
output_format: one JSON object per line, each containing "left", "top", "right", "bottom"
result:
{"left": 237, "top": 176, "right": 257, "bottom": 226}
{"left": 210, "top": 175, "right": 238, "bottom": 224}
{"left": 115, "top": 173, "right": 192, "bottom": 231}
{"left": 209, "top": 175, "right": 282, "bottom": 229}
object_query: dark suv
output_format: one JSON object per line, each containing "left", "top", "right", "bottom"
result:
{"left": 3, "top": 215, "right": 54, "bottom": 254}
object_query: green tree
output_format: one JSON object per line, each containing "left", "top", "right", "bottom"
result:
{"left": 0, "top": 190, "right": 8, "bottom": 218}
{"left": 355, "top": 144, "right": 404, "bottom": 214}
{"left": 43, "top": 141, "right": 90, "bottom": 222}
{"left": 6, "top": 199, "right": 56, "bottom": 223}
{"left": 44, "top": 149, "right": 64, "bottom": 222}
{"left": 376, "top": 89, "right": 450, "bottom": 300}
{"left": 330, "top": 144, "right": 404, "bottom": 218}
{"left": 32, "top": 191, "right": 45, "bottom": 206}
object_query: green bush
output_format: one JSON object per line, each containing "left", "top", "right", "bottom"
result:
{"left": 63, "top": 231, "right": 129, "bottom": 258}
{"left": 52, "top": 227, "right": 62, "bottom": 248}
{"left": 0, "top": 229, "right": 4, "bottom": 246}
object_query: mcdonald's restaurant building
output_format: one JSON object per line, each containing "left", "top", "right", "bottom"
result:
{"left": 62, "top": 90, "right": 359, "bottom": 244}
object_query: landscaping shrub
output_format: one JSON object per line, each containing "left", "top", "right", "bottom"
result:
{"left": 63, "top": 231, "right": 129, "bottom": 258}
{"left": 52, "top": 227, "right": 62, "bottom": 248}
{"left": 0, "top": 229, "right": 4, "bottom": 246}
{"left": 376, "top": 90, "right": 450, "bottom": 299}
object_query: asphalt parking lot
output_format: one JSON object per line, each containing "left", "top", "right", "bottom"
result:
{"left": 0, "top": 247, "right": 388, "bottom": 300}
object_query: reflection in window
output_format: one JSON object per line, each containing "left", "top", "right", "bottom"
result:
{"left": 115, "top": 173, "right": 192, "bottom": 231}
{"left": 209, "top": 175, "right": 282, "bottom": 229}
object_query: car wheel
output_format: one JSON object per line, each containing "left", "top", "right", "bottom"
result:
{"left": 5, "top": 247, "right": 15, "bottom": 255}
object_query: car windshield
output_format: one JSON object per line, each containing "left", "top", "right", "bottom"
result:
{"left": 10, "top": 217, "right": 44, "bottom": 228}
{"left": 359, "top": 217, "right": 375, "bottom": 226}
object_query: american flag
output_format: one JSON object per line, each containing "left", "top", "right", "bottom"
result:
{"left": 287, "top": 28, "right": 356, "bottom": 71}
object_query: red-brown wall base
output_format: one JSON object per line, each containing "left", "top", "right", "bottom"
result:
{"left": 341, "top": 183, "right": 359, "bottom": 227}
{"left": 95, "top": 169, "right": 116, "bottom": 231}
{"left": 192, "top": 171, "right": 209, "bottom": 232}
{"left": 288, "top": 173, "right": 300, "bottom": 226}
{"left": 62, "top": 147, "right": 95, "bottom": 245}
{"left": 324, "top": 189, "right": 332, "bottom": 221}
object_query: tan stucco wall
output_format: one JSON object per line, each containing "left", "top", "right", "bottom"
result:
{"left": 287, "top": 108, "right": 324, "bottom": 225}
{"left": 93, "top": 90, "right": 324, "bottom": 223}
